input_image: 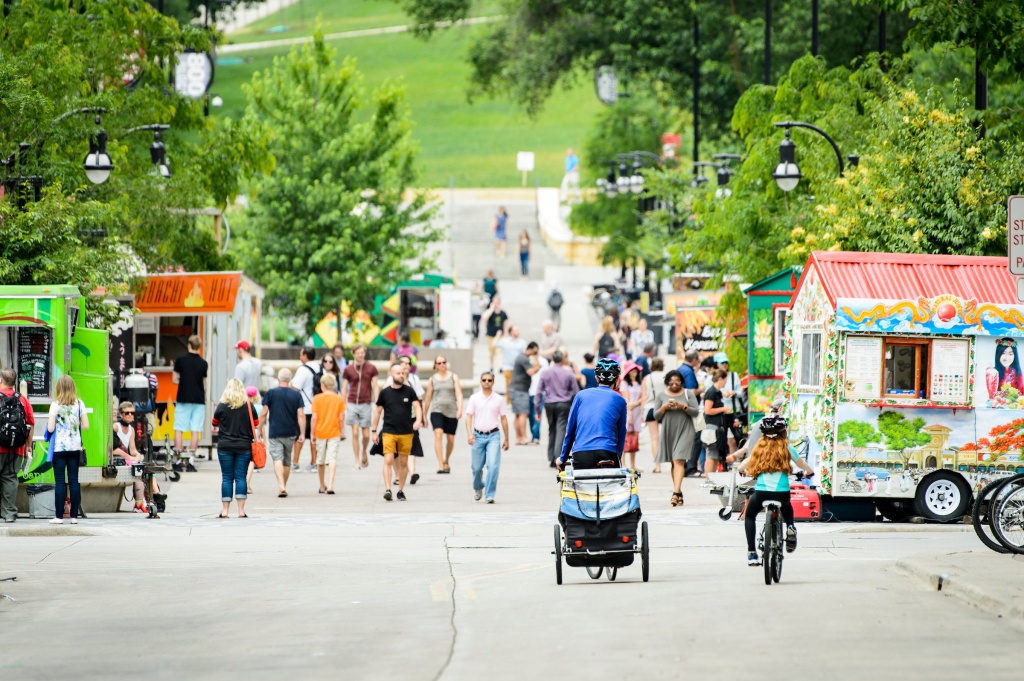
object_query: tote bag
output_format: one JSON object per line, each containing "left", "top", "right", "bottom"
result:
{"left": 247, "top": 405, "right": 267, "bottom": 469}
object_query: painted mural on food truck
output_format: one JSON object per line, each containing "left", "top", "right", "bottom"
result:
{"left": 783, "top": 252, "right": 1024, "bottom": 520}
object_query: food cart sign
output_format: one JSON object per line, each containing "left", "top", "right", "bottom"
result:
{"left": 843, "top": 336, "right": 882, "bottom": 399}
{"left": 17, "top": 327, "right": 52, "bottom": 399}
{"left": 930, "top": 339, "right": 969, "bottom": 402}
{"left": 136, "top": 273, "right": 241, "bottom": 314}
{"left": 1008, "top": 196, "right": 1024, "bottom": 276}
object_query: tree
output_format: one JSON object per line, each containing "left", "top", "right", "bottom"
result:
{"left": 0, "top": 1, "right": 273, "bottom": 316}
{"left": 239, "top": 32, "right": 440, "bottom": 335}
{"left": 877, "top": 411, "right": 931, "bottom": 467}
{"left": 838, "top": 420, "right": 880, "bottom": 453}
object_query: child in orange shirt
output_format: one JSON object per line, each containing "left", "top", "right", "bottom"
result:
{"left": 310, "top": 374, "right": 346, "bottom": 493}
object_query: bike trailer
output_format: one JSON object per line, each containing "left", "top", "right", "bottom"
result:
{"left": 790, "top": 484, "right": 820, "bottom": 521}
{"left": 559, "top": 469, "right": 641, "bottom": 568}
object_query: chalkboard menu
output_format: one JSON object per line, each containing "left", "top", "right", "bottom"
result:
{"left": 17, "top": 327, "right": 52, "bottom": 398}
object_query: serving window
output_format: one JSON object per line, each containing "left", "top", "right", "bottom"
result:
{"left": 796, "top": 330, "right": 823, "bottom": 392}
{"left": 843, "top": 335, "right": 969, "bottom": 403}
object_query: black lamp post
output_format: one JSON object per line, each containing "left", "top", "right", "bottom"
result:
{"left": 771, "top": 120, "right": 858, "bottom": 192}
{"left": 125, "top": 124, "right": 173, "bottom": 178}
{"left": 595, "top": 151, "right": 661, "bottom": 198}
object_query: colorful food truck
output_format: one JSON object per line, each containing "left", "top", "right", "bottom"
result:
{"left": 745, "top": 267, "right": 800, "bottom": 421}
{"left": 783, "top": 251, "right": 1024, "bottom": 522}
{"left": 0, "top": 286, "right": 121, "bottom": 511}
{"left": 134, "top": 272, "right": 263, "bottom": 455}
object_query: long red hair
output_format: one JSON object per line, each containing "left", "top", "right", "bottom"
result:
{"left": 746, "top": 433, "right": 792, "bottom": 478}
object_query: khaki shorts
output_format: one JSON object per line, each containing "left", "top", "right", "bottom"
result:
{"left": 268, "top": 437, "right": 295, "bottom": 466}
{"left": 382, "top": 433, "right": 413, "bottom": 456}
{"left": 315, "top": 437, "right": 342, "bottom": 465}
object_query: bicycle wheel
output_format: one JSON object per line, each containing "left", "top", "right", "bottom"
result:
{"left": 973, "top": 479, "right": 1011, "bottom": 554}
{"left": 553, "top": 525, "right": 563, "bottom": 585}
{"left": 991, "top": 481, "right": 1024, "bottom": 554}
{"left": 988, "top": 475, "right": 1024, "bottom": 552}
{"left": 640, "top": 521, "right": 650, "bottom": 583}
{"left": 771, "top": 523, "right": 784, "bottom": 584}
{"left": 586, "top": 566, "right": 603, "bottom": 580}
{"left": 763, "top": 515, "right": 774, "bottom": 586}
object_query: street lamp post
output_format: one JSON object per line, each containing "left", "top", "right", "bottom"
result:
{"left": 124, "top": 124, "right": 173, "bottom": 178}
{"left": 771, "top": 120, "right": 858, "bottom": 192}
{"left": 595, "top": 150, "right": 663, "bottom": 290}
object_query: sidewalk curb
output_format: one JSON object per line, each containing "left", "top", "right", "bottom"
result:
{"left": 895, "top": 554, "right": 1024, "bottom": 629}
{"left": 0, "top": 525, "right": 105, "bottom": 538}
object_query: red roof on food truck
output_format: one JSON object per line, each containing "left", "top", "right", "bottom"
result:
{"left": 805, "top": 251, "right": 1016, "bottom": 306}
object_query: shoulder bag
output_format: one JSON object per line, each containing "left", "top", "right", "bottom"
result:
{"left": 77, "top": 401, "right": 88, "bottom": 466}
{"left": 247, "top": 404, "right": 267, "bottom": 469}
{"left": 687, "top": 390, "right": 706, "bottom": 431}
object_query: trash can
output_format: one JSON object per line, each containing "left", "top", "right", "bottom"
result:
{"left": 26, "top": 484, "right": 55, "bottom": 519}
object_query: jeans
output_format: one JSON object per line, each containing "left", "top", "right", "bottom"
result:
{"left": 52, "top": 451, "right": 82, "bottom": 519}
{"left": 0, "top": 452, "right": 21, "bottom": 520}
{"left": 218, "top": 450, "right": 252, "bottom": 500}
{"left": 544, "top": 401, "right": 572, "bottom": 464}
{"left": 520, "top": 252, "right": 529, "bottom": 276}
{"left": 528, "top": 399, "right": 541, "bottom": 442}
{"left": 471, "top": 431, "right": 501, "bottom": 500}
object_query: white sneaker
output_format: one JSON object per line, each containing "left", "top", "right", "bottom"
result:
{"left": 49, "top": 518, "right": 63, "bottom": 525}
{"left": 70, "top": 518, "right": 79, "bottom": 525}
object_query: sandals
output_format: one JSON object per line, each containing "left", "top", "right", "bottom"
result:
{"left": 670, "top": 492, "right": 684, "bottom": 507}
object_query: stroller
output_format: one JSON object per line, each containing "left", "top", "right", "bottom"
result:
{"left": 553, "top": 467, "right": 650, "bottom": 584}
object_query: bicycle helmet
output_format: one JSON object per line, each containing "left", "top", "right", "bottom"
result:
{"left": 594, "top": 357, "right": 622, "bottom": 384}
{"left": 759, "top": 414, "right": 788, "bottom": 438}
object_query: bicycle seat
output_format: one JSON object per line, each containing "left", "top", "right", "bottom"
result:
{"left": 761, "top": 500, "right": 783, "bottom": 509}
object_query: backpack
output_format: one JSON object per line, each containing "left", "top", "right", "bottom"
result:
{"left": 0, "top": 392, "right": 30, "bottom": 449}
{"left": 301, "top": 363, "right": 323, "bottom": 399}
{"left": 598, "top": 333, "right": 615, "bottom": 358}
{"left": 548, "top": 289, "right": 564, "bottom": 310}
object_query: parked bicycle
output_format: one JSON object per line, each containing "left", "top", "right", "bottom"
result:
{"left": 972, "top": 472, "right": 1024, "bottom": 554}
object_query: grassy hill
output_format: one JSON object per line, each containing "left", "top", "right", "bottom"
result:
{"left": 215, "top": 0, "right": 601, "bottom": 188}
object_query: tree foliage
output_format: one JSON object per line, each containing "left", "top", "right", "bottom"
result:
{"left": 877, "top": 411, "right": 931, "bottom": 462}
{"left": 838, "top": 420, "right": 880, "bottom": 449}
{"left": 238, "top": 33, "right": 440, "bottom": 334}
{"left": 0, "top": 0, "right": 274, "bottom": 314}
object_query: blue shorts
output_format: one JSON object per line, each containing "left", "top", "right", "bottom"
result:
{"left": 174, "top": 402, "right": 206, "bottom": 433}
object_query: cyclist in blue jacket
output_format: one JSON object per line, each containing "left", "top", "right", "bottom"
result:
{"left": 556, "top": 358, "right": 628, "bottom": 470}
{"left": 736, "top": 415, "right": 814, "bottom": 566}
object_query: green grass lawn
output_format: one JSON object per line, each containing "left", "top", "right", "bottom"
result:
{"left": 226, "top": 0, "right": 501, "bottom": 44}
{"left": 213, "top": 27, "right": 602, "bottom": 188}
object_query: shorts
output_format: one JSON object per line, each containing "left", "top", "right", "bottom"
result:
{"left": 304, "top": 414, "right": 313, "bottom": 439}
{"left": 346, "top": 403, "right": 372, "bottom": 428}
{"left": 430, "top": 413, "right": 458, "bottom": 435}
{"left": 315, "top": 437, "right": 342, "bottom": 465}
{"left": 268, "top": 437, "right": 295, "bottom": 466}
{"left": 174, "top": 402, "right": 205, "bottom": 433}
{"left": 382, "top": 433, "right": 413, "bottom": 456}
{"left": 509, "top": 389, "right": 531, "bottom": 415}
{"left": 644, "top": 408, "right": 655, "bottom": 423}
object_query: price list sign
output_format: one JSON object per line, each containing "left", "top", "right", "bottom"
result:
{"left": 17, "top": 327, "right": 52, "bottom": 398}
{"left": 844, "top": 336, "right": 882, "bottom": 399}
{"left": 930, "top": 339, "right": 969, "bottom": 402}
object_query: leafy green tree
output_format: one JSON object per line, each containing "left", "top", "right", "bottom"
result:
{"left": 838, "top": 420, "right": 880, "bottom": 451}
{"left": 239, "top": 32, "right": 440, "bottom": 334}
{"left": 0, "top": 0, "right": 273, "bottom": 315}
{"left": 877, "top": 411, "right": 931, "bottom": 466}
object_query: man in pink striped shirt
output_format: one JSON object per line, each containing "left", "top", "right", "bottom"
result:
{"left": 465, "top": 371, "right": 509, "bottom": 503}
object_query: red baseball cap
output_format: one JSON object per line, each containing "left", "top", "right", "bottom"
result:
{"left": 234, "top": 340, "right": 251, "bottom": 351}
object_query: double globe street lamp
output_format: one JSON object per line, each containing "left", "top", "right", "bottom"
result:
{"left": 596, "top": 150, "right": 662, "bottom": 198}
{"left": 771, "top": 120, "right": 858, "bottom": 191}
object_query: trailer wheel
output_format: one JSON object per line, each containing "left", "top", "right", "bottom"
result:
{"left": 914, "top": 472, "right": 971, "bottom": 522}
{"left": 553, "top": 525, "right": 563, "bottom": 585}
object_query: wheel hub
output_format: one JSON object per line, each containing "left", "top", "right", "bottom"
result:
{"left": 926, "top": 481, "right": 960, "bottom": 514}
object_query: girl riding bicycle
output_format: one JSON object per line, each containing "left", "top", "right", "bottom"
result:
{"left": 736, "top": 415, "right": 814, "bottom": 566}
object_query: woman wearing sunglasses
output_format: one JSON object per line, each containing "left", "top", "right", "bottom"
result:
{"left": 423, "top": 356, "right": 464, "bottom": 474}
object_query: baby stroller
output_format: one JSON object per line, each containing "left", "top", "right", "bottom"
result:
{"left": 553, "top": 467, "right": 650, "bottom": 584}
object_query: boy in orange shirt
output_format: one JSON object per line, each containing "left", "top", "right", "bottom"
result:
{"left": 310, "top": 374, "right": 346, "bottom": 494}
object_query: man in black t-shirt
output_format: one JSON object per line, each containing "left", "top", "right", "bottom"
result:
{"left": 481, "top": 296, "right": 510, "bottom": 371}
{"left": 260, "top": 368, "right": 305, "bottom": 496}
{"left": 172, "top": 335, "right": 208, "bottom": 471}
{"left": 372, "top": 364, "right": 423, "bottom": 502}
{"left": 702, "top": 369, "right": 731, "bottom": 477}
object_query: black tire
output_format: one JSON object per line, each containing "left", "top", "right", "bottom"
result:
{"left": 586, "top": 566, "right": 603, "bottom": 580}
{"left": 640, "top": 521, "right": 650, "bottom": 583}
{"left": 914, "top": 471, "right": 972, "bottom": 521}
{"left": 990, "top": 478, "right": 1024, "bottom": 554}
{"left": 877, "top": 499, "right": 916, "bottom": 522}
{"left": 763, "top": 516, "right": 774, "bottom": 586}
{"left": 553, "top": 525, "right": 563, "bottom": 585}
{"left": 771, "top": 528, "right": 783, "bottom": 584}
{"left": 973, "top": 479, "right": 1012, "bottom": 554}
{"left": 168, "top": 471, "right": 181, "bottom": 482}
{"left": 605, "top": 567, "right": 617, "bottom": 581}
{"left": 719, "top": 507, "right": 732, "bottom": 521}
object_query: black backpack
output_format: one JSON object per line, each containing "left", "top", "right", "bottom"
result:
{"left": 0, "top": 392, "right": 30, "bottom": 449}
{"left": 598, "top": 333, "right": 615, "bottom": 358}
{"left": 548, "top": 289, "right": 564, "bottom": 310}
{"left": 302, "top": 364, "right": 323, "bottom": 398}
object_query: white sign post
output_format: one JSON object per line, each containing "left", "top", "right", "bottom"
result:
{"left": 516, "top": 151, "right": 535, "bottom": 188}
{"left": 1009, "top": 196, "right": 1024, "bottom": 301}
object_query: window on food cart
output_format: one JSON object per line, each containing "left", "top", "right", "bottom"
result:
{"left": 797, "top": 331, "right": 822, "bottom": 392}
{"left": 883, "top": 339, "right": 929, "bottom": 398}
{"left": 773, "top": 308, "right": 789, "bottom": 376}
{"left": 842, "top": 335, "right": 970, "bottom": 403}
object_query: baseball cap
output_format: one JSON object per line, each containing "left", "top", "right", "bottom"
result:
{"left": 234, "top": 340, "right": 251, "bottom": 351}
{"left": 713, "top": 352, "right": 729, "bottom": 363}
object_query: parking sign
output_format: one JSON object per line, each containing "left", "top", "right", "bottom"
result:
{"left": 1009, "top": 196, "right": 1024, "bottom": 275}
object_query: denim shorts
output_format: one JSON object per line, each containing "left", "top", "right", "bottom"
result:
{"left": 174, "top": 402, "right": 206, "bottom": 433}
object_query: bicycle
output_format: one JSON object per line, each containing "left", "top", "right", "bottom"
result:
{"left": 972, "top": 477, "right": 1013, "bottom": 554}
{"left": 988, "top": 473, "right": 1024, "bottom": 554}
{"left": 758, "top": 500, "right": 785, "bottom": 585}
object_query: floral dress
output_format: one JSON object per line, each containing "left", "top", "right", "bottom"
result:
{"left": 50, "top": 399, "right": 85, "bottom": 452}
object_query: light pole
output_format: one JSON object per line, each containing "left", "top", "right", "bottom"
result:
{"left": 595, "top": 151, "right": 663, "bottom": 288}
{"left": 124, "top": 124, "right": 173, "bottom": 178}
{"left": 771, "top": 120, "right": 858, "bottom": 192}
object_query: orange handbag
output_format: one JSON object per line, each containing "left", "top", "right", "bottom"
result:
{"left": 247, "top": 404, "right": 267, "bottom": 469}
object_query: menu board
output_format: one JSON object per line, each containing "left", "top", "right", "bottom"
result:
{"left": 844, "top": 336, "right": 882, "bottom": 399}
{"left": 17, "top": 327, "right": 52, "bottom": 398}
{"left": 930, "top": 339, "right": 969, "bottom": 402}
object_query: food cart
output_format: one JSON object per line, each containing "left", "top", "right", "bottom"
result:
{"left": 744, "top": 267, "right": 800, "bottom": 421}
{"left": 783, "top": 251, "right": 1024, "bottom": 522}
{"left": 0, "top": 286, "right": 124, "bottom": 513}
{"left": 134, "top": 272, "right": 264, "bottom": 456}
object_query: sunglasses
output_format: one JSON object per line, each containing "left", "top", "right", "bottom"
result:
{"left": 481, "top": 378, "right": 494, "bottom": 383}
{"left": 436, "top": 360, "right": 447, "bottom": 365}
{"left": 121, "top": 411, "right": 135, "bottom": 415}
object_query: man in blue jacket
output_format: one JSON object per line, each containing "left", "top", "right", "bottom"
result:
{"left": 556, "top": 359, "right": 628, "bottom": 469}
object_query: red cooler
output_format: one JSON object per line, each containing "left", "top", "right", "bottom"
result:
{"left": 790, "top": 484, "right": 820, "bottom": 521}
